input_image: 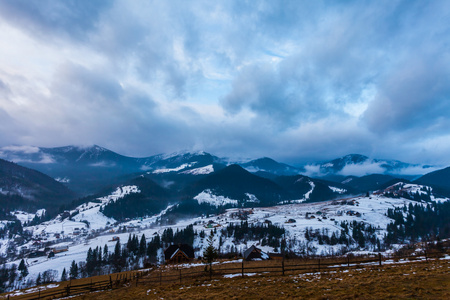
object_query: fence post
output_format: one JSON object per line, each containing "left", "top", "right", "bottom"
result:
{"left": 109, "top": 276, "right": 112, "bottom": 289}
{"left": 282, "top": 259, "right": 285, "bottom": 276}
{"left": 159, "top": 269, "right": 162, "bottom": 286}
{"left": 179, "top": 269, "right": 182, "bottom": 284}
{"left": 38, "top": 288, "right": 41, "bottom": 300}
{"left": 241, "top": 260, "right": 244, "bottom": 277}
{"left": 347, "top": 256, "right": 350, "bottom": 268}
{"left": 66, "top": 284, "right": 70, "bottom": 297}
{"left": 318, "top": 259, "right": 321, "bottom": 273}
{"left": 209, "top": 263, "right": 212, "bottom": 280}
{"left": 378, "top": 253, "right": 382, "bottom": 266}
{"left": 425, "top": 250, "right": 428, "bottom": 262}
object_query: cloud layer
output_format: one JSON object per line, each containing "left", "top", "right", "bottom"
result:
{"left": 0, "top": 0, "right": 449, "bottom": 166}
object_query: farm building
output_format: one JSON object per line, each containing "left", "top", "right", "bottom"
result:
{"left": 52, "top": 245, "right": 69, "bottom": 253}
{"left": 243, "top": 245, "right": 270, "bottom": 261}
{"left": 164, "top": 244, "right": 195, "bottom": 264}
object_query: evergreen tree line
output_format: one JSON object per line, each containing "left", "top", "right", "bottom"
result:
{"left": 221, "top": 221, "right": 285, "bottom": 248}
{"left": 160, "top": 224, "right": 195, "bottom": 247}
{"left": 385, "top": 201, "right": 450, "bottom": 245}
{"left": 304, "top": 221, "right": 381, "bottom": 250}
{"left": 100, "top": 193, "right": 167, "bottom": 221}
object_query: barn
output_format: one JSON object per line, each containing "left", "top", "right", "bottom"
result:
{"left": 243, "top": 245, "right": 270, "bottom": 261}
{"left": 164, "top": 244, "right": 195, "bottom": 264}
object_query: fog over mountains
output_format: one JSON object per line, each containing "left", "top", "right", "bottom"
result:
{"left": 0, "top": 145, "right": 439, "bottom": 196}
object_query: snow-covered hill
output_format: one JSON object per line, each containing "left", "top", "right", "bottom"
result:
{"left": 2, "top": 179, "right": 448, "bottom": 289}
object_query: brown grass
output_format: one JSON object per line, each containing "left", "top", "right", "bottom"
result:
{"left": 65, "top": 260, "right": 450, "bottom": 300}
{"left": 1, "top": 269, "right": 148, "bottom": 300}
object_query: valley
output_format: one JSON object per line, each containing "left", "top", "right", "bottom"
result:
{"left": 0, "top": 145, "right": 449, "bottom": 294}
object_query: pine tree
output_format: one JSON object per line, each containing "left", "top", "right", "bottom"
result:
{"left": 61, "top": 268, "right": 67, "bottom": 281}
{"left": 127, "top": 234, "right": 132, "bottom": 252}
{"left": 133, "top": 234, "right": 139, "bottom": 255}
{"left": 98, "top": 246, "right": 102, "bottom": 264}
{"left": 86, "top": 247, "right": 94, "bottom": 276}
{"left": 103, "top": 244, "right": 109, "bottom": 263}
{"left": 203, "top": 231, "right": 218, "bottom": 268}
{"left": 139, "top": 234, "right": 147, "bottom": 257}
{"left": 69, "top": 260, "right": 78, "bottom": 279}
{"left": 113, "top": 240, "right": 123, "bottom": 272}
{"left": 18, "top": 259, "right": 28, "bottom": 279}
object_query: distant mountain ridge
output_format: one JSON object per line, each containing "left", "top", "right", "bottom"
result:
{"left": 0, "top": 145, "right": 443, "bottom": 196}
{"left": 414, "top": 166, "right": 450, "bottom": 196}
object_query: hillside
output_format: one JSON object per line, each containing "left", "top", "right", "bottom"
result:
{"left": 415, "top": 166, "right": 450, "bottom": 196}
{"left": 0, "top": 158, "right": 74, "bottom": 213}
{"left": 184, "top": 164, "right": 289, "bottom": 207}
{"left": 101, "top": 176, "right": 172, "bottom": 221}
{"left": 274, "top": 175, "right": 354, "bottom": 203}
{"left": 341, "top": 174, "right": 397, "bottom": 192}
{"left": 240, "top": 157, "right": 301, "bottom": 175}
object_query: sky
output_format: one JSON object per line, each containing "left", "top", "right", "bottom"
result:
{"left": 0, "top": 0, "right": 449, "bottom": 165}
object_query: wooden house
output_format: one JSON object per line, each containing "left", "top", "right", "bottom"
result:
{"left": 164, "top": 244, "right": 195, "bottom": 264}
{"left": 243, "top": 245, "right": 270, "bottom": 261}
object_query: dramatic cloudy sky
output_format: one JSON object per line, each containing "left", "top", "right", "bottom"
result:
{"left": 0, "top": 0, "right": 449, "bottom": 165}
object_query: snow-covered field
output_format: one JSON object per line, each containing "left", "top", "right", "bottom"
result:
{"left": 1, "top": 182, "right": 447, "bottom": 288}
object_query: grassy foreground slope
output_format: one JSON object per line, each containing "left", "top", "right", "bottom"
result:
{"left": 69, "top": 260, "right": 449, "bottom": 300}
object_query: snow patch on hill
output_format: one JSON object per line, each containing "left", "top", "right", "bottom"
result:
{"left": 97, "top": 185, "right": 141, "bottom": 204}
{"left": 152, "top": 163, "right": 195, "bottom": 174}
{"left": 55, "top": 177, "right": 70, "bottom": 183}
{"left": 72, "top": 204, "right": 115, "bottom": 230}
{"left": 329, "top": 186, "right": 347, "bottom": 194}
{"left": 194, "top": 190, "right": 238, "bottom": 207}
{"left": 304, "top": 181, "right": 315, "bottom": 199}
{"left": 181, "top": 165, "right": 214, "bottom": 175}
{"left": 245, "top": 193, "right": 260, "bottom": 203}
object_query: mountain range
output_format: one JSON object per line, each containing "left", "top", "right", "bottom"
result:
{"left": 0, "top": 144, "right": 449, "bottom": 220}
{"left": 0, "top": 145, "right": 437, "bottom": 193}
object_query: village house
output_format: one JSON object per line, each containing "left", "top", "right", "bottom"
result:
{"left": 243, "top": 245, "right": 270, "bottom": 261}
{"left": 164, "top": 244, "right": 195, "bottom": 264}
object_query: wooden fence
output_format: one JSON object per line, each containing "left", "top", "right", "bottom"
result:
{"left": 136, "top": 250, "right": 447, "bottom": 287}
{"left": 4, "top": 270, "right": 150, "bottom": 300}
{"left": 4, "top": 250, "right": 448, "bottom": 300}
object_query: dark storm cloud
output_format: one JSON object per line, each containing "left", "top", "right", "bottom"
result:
{"left": 52, "top": 62, "right": 124, "bottom": 105}
{"left": 364, "top": 54, "right": 450, "bottom": 134}
{"left": 0, "top": 0, "right": 450, "bottom": 165}
{"left": 221, "top": 63, "right": 330, "bottom": 128}
{"left": 45, "top": 62, "right": 193, "bottom": 155}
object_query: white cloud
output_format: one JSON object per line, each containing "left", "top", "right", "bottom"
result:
{"left": 0, "top": 145, "right": 40, "bottom": 154}
{"left": 338, "top": 162, "right": 385, "bottom": 177}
